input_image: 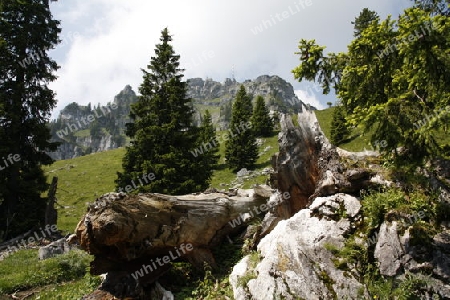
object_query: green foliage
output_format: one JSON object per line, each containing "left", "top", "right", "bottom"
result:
{"left": 209, "top": 131, "right": 279, "bottom": 189}
{"left": 171, "top": 241, "right": 243, "bottom": 299}
{"left": 89, "top": 120, "right": 103, "bottom": 139}
{"left": 219, "top": 101, "right": 232, "bottom": 125}
{"left": 188, "top": 264, "right": 234, "bottom": 300}
{"left": 351, "top": 8, "right": 380, "bottom": 38}
{"left": 116, "top": 28, "right": 210, "bottom": 195}
{"left": 0, "top": 249, "right": 95, "bottom": 295}
{"left": 330, "top": 105, "right": 350, "bottom": 145}
{"left": 361, "top": 187, "right": 435, "bottom": 231}
{"left": 0, "top": 0, "right": 60, "bottom": 238}
{"left": 195, "top": 110, "right": 220, "bottom": 185}
{"left": 435, "top": 201, "right": 450, "bottom": 225}
{"left": 251, "top": 95, "right": 274, "bottom": 137}
{"left": 291, "top": 113, "right": 299, "bottom": 127}
{"left": 30, "top": 274, "right": 101, "bottom": 300}
{"left": 332, "top": 238, "right": 369, "bottom": 280}
{"left": 225, "top": 85, "right": 259, "bottom": 171}
{"left": 362, "top": 188, "right": 408, "bottom": 229}
{"left": 237, "top": 251, "right": 260, "bottom": 288}
{"left": 365, "top": 271, "right": 428, "bottom": 300}
{"left": 42, "top": 148, "right": 124, "bottom": 233}
{"left": 292, "top": 7, "right": 450, "bottom": 165}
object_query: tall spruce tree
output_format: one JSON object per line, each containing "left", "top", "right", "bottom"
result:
{"left": 116, "top": 28, "right": 208, "bottom": 195}
{"left": 251, "top": 95, "right": 274, "bottom": 137}
{"left": 351, "top": 8, "right": 379, "bottom": 38}
{"left": 330, "top": 105, "right": 350, "bottom": 145}
{"left": 0, "top": 0, "right": 60, "bottom": 239}
{"left": 195, "top": 110, "right": 219, "bottom": 183}
{"left": 225, "top": 85, "right": 258, "bottom": 171}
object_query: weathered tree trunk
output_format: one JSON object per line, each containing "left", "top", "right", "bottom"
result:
{"left": 273, "top": 111, "right": 324, "bottom": 218}
{"left": 76, "top": 188, "right": 273, "bottom": 297}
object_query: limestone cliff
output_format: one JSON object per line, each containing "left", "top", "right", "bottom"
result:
{"left": 48, "top": 75, "right": 307, "bottom": 160}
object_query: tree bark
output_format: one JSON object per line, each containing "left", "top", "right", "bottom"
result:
{"left": 76, "top": 188, "right": 272, "bottom": 289}
{"left": 45, "top": 176, "right": 58, "bottom": 226}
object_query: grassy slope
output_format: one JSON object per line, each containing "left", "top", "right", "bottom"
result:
{"left": 315, "top": 107, "right": 375, "bottom": 152}
{"left": 0, "top": 249, "right": 100, "bottom": 299}
{"left": 315, "top": 107, "right": 450, "bottom": 152}
{"left": 43, "top": 148, "right": 124, "bottom": 233}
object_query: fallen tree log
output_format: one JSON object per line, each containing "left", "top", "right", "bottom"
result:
{"left": 76, "top": 187, "right": 275, "bottom": 290}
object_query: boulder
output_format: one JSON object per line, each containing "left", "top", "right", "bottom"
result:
{"left": 230, "top": 194, "right": 367, "bottom": 300}
{"left": 38, "top": 238, "right": 70, "bottom": 260}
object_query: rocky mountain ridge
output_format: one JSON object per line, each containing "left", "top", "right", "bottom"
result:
{"left": 48, "top": 75, "right": 308, "bottom": 160}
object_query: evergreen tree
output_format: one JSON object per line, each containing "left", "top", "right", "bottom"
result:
{"left": 251, "top": 95, "right": 274, "bottom": 137}
{"left": 330, "top": 105, "right": 350, "bottom": 145}
{"left": 351, "top": 8, "right": 379, "bottom": 37}
{"left": 0, "top": 0, "right": 60, "bottom": 239}
{"left": 293, "top": 6, "right": 450, "bottom": 163}
{"left": 196, "top": 110, "right": 219, "bottom": 183}
{"left": 116, "top": 28, "right": 208, "bottom": 195}
{"left": 225, "top": 85, "right": 258, "bottom": 171}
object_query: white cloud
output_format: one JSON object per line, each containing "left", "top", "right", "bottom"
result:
{"left": 295, "top": 89, "right": 325, "bottom": 110}
{"left": 48, "top": 0, "right": 412, "bottom": 117}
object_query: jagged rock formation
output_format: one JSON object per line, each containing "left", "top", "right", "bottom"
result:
{"left": 48, "top": 75, "right": 307, "bottom": 160}
{"left": 272, "top": 111, "right": 324, "bottom": 219}
{"left": 189, "top": 75, "right": 307, "bottom": 129}
{"left": 230, "top": 194, "right": 368, "bottom": 299}
{"left": 47, "top": 85, "right": 138, "bottom": 160}
{"left": 188, "top": 75, "right": 303, "bottom": 109}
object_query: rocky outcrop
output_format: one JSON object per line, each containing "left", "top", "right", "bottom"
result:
{"left": 230, "top": 194, "right": 368, "bottom": 300}
{"left": 38, "top": 237, "right": 71, "bottom": 260}
{"left": 272, "top": 110, "right": 324, "bottom": 219}
{"left": 48, "top": 85, "right": 137, "bottom": 160}
{"left": 187, "top": 75, "right": 304, "bottom": 109}
{"left": 271, "top": 111, "right": 387, "bottom": 220}
{"left": 49, "top": 75, "right": 308, "bottom": 160}
{"left": 48, "top": 134, "right": 116, "bottom": 160}
{"left": 373, "top": 222, "right": 450, "bottom": 298}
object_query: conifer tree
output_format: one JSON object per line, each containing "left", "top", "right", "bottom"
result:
{"left": 225, "top": 85, "right": 258, "bottom": 171}
{"left": 251, "top": 95, "right": 274, "bottom": 137}
{"left": 0, "top": 0, "right": 60, "bottom": 238}
{"left": 293, "top": 6, "right": 450, "bottom": 163}
{"left": 116, "top": 28, "right": 208, "bottom": 195}
{"left": 196, "top": 110, "right": 219, "bottom": 183}
{"left": 330, "top": 105, "right": 350, "bottom": 146}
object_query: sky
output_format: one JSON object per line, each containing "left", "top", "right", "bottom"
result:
{"left": 47, "top": 0, "right": 412, "bottom": 118}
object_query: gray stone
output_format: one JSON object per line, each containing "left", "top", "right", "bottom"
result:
{"left": 149, "top": 282, "right": 174, "bottom": 300}
{"left": 374, "top": 222, "right": 404, "bottom": 276}
{"left": 237, "top": 168, "right": 250, "bottom": 177}
{"left": 38, "top": 238, "right": 71, "bottom": 260}
{"left": 230, "top": 196, "right": 368, "bottom": 300}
